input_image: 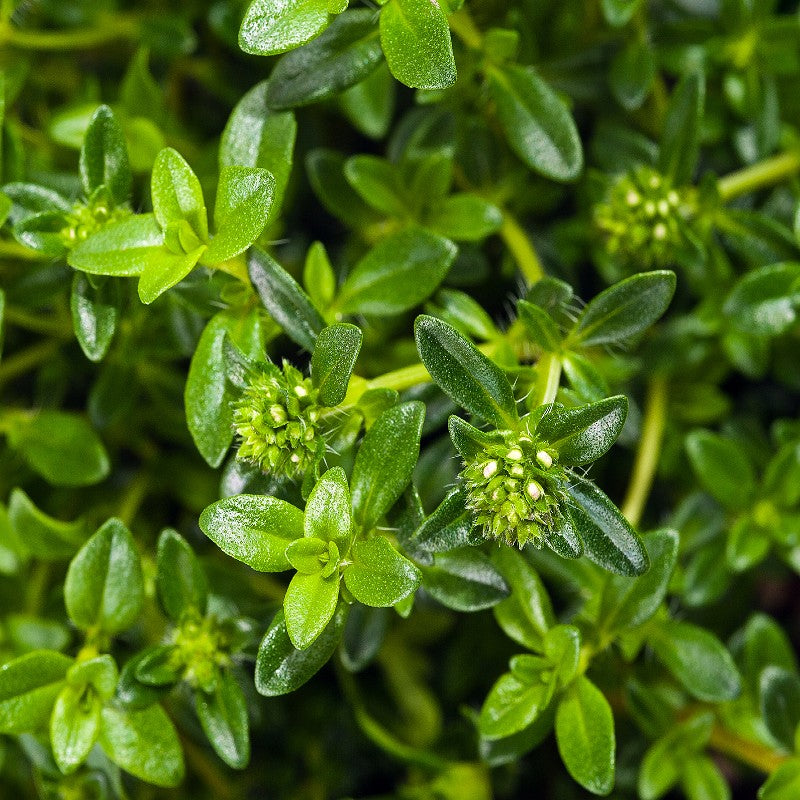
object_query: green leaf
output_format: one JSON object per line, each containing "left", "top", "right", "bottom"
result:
{"left": 682, "top": 756, "right": 730, "bottom": 800}
{"left": 565, "top": 475, "right": 649, "bottom": 576}
{"left": 156, "top": 528, "right": 208, "bottom": 621}
{"left": 343, "top": 155, "right": 407, "bottom": 217}
{"left": 572, "top": 271, "right": 676, "bottom": 347}
{"left": 305, "top": 467, "right": 352, "bottom": 545}
{"left": 185, "top": 307, "right": 262, "bottom": 468}
{"left": 609, "top": 39, "right": 655, "bottom": 111}
{"left": 220, "top": 80, "right": 297, "bottom": 215}
{"left": 492, "top": 547, "right": 555, "bottom": 650}
{"left": 336, "top": 228, "right": 456, "bottom": 315}
{"left": 311, "top": 323, "right": 362, "bottom": 406}
{"left": 303, "top": 241, "right": 337, "bottom": 309}
{"left": 760, "top": 666, "right": 800, "bottom": 751}
{"left": 199, "top": 494, "right": 304, "bottom": 572}
{"left": 255, "top": 606, "right": 347, "bottom": 696}
{"left": 151, "top": 147, "right": 208, "bottom": 240}
{"left": 265, "top": 10, "right": 384, "bottom": 110}
{"left": 723, "top": 263, "right": 800, "bottom": 337}
{"left": 379, "top": 0, "right": 456, "bottom": 90}
{"left": 5, "top": 410, "right": 110, "bottom": 487}
{"left": 248, "top": 247, "right": 325, "bottom": 351}
{"left": 239, "top": 0, "right": 347, "bottom": 55}
{"left": 426, "top": 194, "right": 503, "bottom": 242}
{"left": 70, "top": 273, "right": 118, "bottom": 362}
{"left": 98, "top": 704, "right": 184, "bottom": 788}
{"left": 137, "top": 242, "right": 206, "bottom": 305}
{"left": 195, "top": 670, "right": 250, "bottom": 769}
{"left": 50, "top": 684, "right": 101, "bottom": 775}
{"left": 7, "top": 489, "right": 87, "bottom": 560}
{"left": 412, "top": 487, "right": 482, "bottom": 553}
{"left": 415, "top": 315, "right": 518, "bottom": 429}
{"left": 203, "top": 166, "right": 275, "bottom": 265}
{"left": 685, "top": 430, "right": 756, "bottom": 511}
{"left": 600, "top": 529, "right": 679, "bottom": 632}
{"left": 518, "top": 299, "right": 563, "bottom": 352}
{"left": 759, "top": 758, "right": 800, "bottom": 800}
{"left": 555, "top": 677, "right": 615, "bottom": 796}
{"left": 487, "top": 64, "right": 583, "bottom": 182}
{"left": 343, "top": 536, "right": 421, "bottom": 607}
{"left": 80, "top": 105, "right": 132, "bottom": 206}
{"left": 536, "top": 396, "right": 628, "bottom": 466}
{"left": 0, "top": 650, "right": 73, "bottom": 733}
{"left": 68, "top": 213, "right": 164, "bottom": 277}
{"left": 480, "top": 662, "right": 551, "bottom": 739}
{"left": 64, "top": 518, "right": 144, "bottom": 635}
{"left": 649, "top": 621, "right": 741, "bottom": 702}
{"left": 284, "top": 569, "right": 341, "bottom": 649}
{"left": 67, "top": 655, "right": 118, "bottom": 700}
{"left": 339, "top": 62, "right": 395, "bottom": 139}
{"left": 421, "top": 548, "right": 508, "bottom": 611}
{"left": 341, "top": 605, "right": 389, "bottom": 671}
{"left": 350, "top": 401, "right": 425, "bottom": 531}
{"left": 428, "top": 289, "right": 499, "bottom": 341}
{"left": 659, "top": 72, "right": 704, "bottom": 186}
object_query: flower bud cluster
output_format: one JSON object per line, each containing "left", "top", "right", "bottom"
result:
{"left": 462, "top": 432, "right": 567, "bottom": 548}
{"left": 60, "top": 197, "right": 130, "bottom": 248}
{"left": 233, "top": 361, "right": 322, "bottom": 478}
{"left": 593, "top": 166, "right": 691, "bottom": 268}
{"left": 170, "top": 614, "right": 230, "bottom": 692}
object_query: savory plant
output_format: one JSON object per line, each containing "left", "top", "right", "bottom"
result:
{"left": 1, "top": 0, "right": 800, "bottom": 798}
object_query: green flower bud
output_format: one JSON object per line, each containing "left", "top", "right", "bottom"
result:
{"left": 233, "top": 361, "right": 323, "bottom": 478}
{"left": 461, "top": 431, "right": 569, "bottom": 549}
{"left": 593, "top": 166, "right": 693, "bottom": 271}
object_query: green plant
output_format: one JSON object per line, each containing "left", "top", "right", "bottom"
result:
{"left": 1, "top": 1, "right": 800, "bottom": 798}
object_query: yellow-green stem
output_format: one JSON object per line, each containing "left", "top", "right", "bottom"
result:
{"left": 500, "top": 214, "right": 545, "bottom": 285}
{"left": 117, "top": 473, "right": 150, "bottom": 528}
{"left": 0, "top": 340, "right": 61, "bottom": 385}
{"left": 533, "top": 352, "right": 562, "bottom": 406}
{"left": 448, "top": 7, "right": 484, "bottom": 50}
{"left": 336, "top": 664, "right": 451, "bottom": 772}
{"left": 0, "top": 16, "right": 138, "bottom": 49}
{"left": 717, "top": 150, "right": 800, "bottom": 202}
{"left": 708, "top": 724, "right": 788, "bottom": 774}
{"left": 621, "top": 377, "right": 668, "bottom": 527}
{"left": 4, "top": 306, "right": 73, "bottom": 338}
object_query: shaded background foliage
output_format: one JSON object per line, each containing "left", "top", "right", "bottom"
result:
{"left": 1, "top": 0, "right": 800, "bottom": 799}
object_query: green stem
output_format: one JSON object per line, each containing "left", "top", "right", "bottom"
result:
{"left": 0, "top": 340, "right": 61, "bottom": 385}
{"left": 532, "top": 352, "right": 561, "bottom": 406}
{"left": 500, "top": 213, "right": 545, "bottom": 285}
{"left": 336, "top": 664, "right": 451, "bottom": 772}
{"left": 0, "top": 16, "right": 138, "bottom": 50}
{"left": 620, "top": 377, "right": 668, "bottom": 527}
{"left": 117, "top": 473, "right": 150, "bottom": 528}
{"left": 717, "top": 150, "right": 800, "bottom": 202}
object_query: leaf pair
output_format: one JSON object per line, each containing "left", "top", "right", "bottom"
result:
{"left": 70, "top": 148, "right": 275, "bottom": 303}
{"left": 200, "top": 403, "right": 425, "bottom": 651}
{"left": 240, "top": 1, "right": 456, "bottom": 92}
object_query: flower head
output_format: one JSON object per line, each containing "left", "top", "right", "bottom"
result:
{"left": 593, "top": 166, "right": 693, "bottom": 270}
{"left": 233, "top": 361, "right": 322, "bottom": 478}
{"left": 461, "top": 429, "right": 568, "bottom": 549}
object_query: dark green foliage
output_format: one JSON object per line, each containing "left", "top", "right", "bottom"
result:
{"left": 1, "top": 1, "right": 800, "bottom": 799}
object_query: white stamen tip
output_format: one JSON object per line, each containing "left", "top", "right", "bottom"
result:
{"left": 527, "top": 481, "right": 543, "bottom": 500}
{"left": 507, "top": 448, "right": 523, "bottom": 461}
{"left": 483, "top": 460, "right": 498, "bottom": 479}
{"left": 536, "top": 450, "right": 553, "bottom": 469}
